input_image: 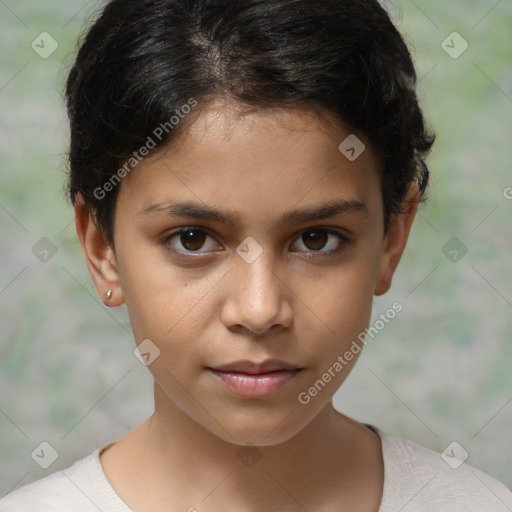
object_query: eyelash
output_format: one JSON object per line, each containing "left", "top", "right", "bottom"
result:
{"left": 162, "top": 227, "right": 351, "bottom": 260}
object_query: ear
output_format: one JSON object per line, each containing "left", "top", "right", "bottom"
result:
{"left": 74, "top": 193, "right": 124, "bottom": 306}
{"left": 374, "top": 183, "right": 419, "bottom": 296}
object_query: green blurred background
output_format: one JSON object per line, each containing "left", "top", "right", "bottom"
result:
{"left": 1, "top": 0, "right": 511, "bottom": 495}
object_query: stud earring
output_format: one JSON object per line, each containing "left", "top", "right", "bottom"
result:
{"left": 105, "top": 289, "right": 113, "bottom": 300}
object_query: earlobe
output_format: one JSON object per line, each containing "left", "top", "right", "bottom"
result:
{"left": 374, "top": 183, "right": 419, "bottom": 296}
{"left": 74, "top": 193, "right": 124, "bottom": 306}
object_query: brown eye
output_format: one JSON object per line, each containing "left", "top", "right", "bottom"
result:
{"left": 179, "top": 229, "right": 207, "bottom": 251}
{"left": 165, "top": 228, "right": 219, "bottom": 254}
{"left": 301, "top": 230, "right": 329, "bottom": 251}
{"left": 290, "top": 228, "right": 350, "bottom": 259}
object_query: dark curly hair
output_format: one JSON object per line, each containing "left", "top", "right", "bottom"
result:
{"left": 65, "top": 0, "right": 434, "bottom": 248}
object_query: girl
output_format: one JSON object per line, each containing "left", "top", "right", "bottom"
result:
{"left": 2, "top": 0, "right": 511, "bottom": 510}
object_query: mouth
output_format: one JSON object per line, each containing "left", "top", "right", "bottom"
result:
{"left": 207, "top": 359, "right": 304, "bottom": 398}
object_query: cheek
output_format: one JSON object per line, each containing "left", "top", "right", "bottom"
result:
{"left": 115, "top": 241, "right": 198, "bottom": 342}
{"left": 122, "top": 277, "right": 211, "bottom": 397}
{"left": 124, "top": 277, "right": 204, "bottom": 346}
{"left": 315, "top": 240, "right": 381, "bottom": 325}
{"left": 117, "top": 251, "right": 222, "bottom": 381}
{"left": 292, "top": 272, "right": 376, "bottom": 409}
{"left": 301, "top": 269, "right": 375, "bottom": 350}
{"left": 294, "top": 245, "right": 382, "bottom": 369}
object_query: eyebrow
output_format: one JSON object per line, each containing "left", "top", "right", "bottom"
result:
{"left": 139, "top": 198, "right": 368, "bottom": 226}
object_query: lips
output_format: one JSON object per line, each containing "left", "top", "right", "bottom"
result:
{"left": 210, "top": 358, "right": 301, "bottom": 374}
{"left": 207, "top": 359, "right": 303, "bottom": 398}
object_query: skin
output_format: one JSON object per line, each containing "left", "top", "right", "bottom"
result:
{"left": 75, "top": 99, "right": 419, "bottom": 512}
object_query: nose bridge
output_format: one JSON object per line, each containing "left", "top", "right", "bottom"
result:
{"left": 222, "top": 241, "right": 292, "bottom": 334}
{"left": 238, "top": 244, "right": 280, "bottom": 305}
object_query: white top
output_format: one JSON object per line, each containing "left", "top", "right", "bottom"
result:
{"left": 1, "top": 426, "right": 511, "bottom": 511}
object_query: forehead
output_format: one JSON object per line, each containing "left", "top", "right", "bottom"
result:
{"left": 116, "top": 102, "right": 383, "bottom": 227}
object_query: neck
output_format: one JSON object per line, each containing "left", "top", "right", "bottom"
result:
{"left": 101, "top": 381, "right": 383, "bottom": 511}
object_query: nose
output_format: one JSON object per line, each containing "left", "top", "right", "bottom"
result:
{"left": 220, "top": 250, "right": 293, "bottom": 337}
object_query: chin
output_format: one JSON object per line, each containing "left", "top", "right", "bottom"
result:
{"left": 219, "top": 428, "right": 301, "bottom": 448}
{"left": 206, "top": 407, "right": 310, "bottom": 447}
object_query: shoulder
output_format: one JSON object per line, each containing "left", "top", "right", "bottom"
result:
{"left": 0, "top": 448, "right": 127, "bottom": 512}
{"left": 378, "top": 430, "right": 512, "bottom": 512}
{"left": 0, "top": 468, "right": 79, "bottom": 512}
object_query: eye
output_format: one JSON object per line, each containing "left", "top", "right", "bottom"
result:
{"left": 164, "top": 227, "right": 220, "bottom": 255}
{"left": 290, "top": 228, "right": 350, "bottom": 260}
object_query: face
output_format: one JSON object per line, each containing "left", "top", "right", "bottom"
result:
{"left": 76, "top": 100, "right": 417, "bottom": 446}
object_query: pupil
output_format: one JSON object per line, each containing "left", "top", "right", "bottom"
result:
{"left": 182, "top": 230, "right": 205, "bottom": 251}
